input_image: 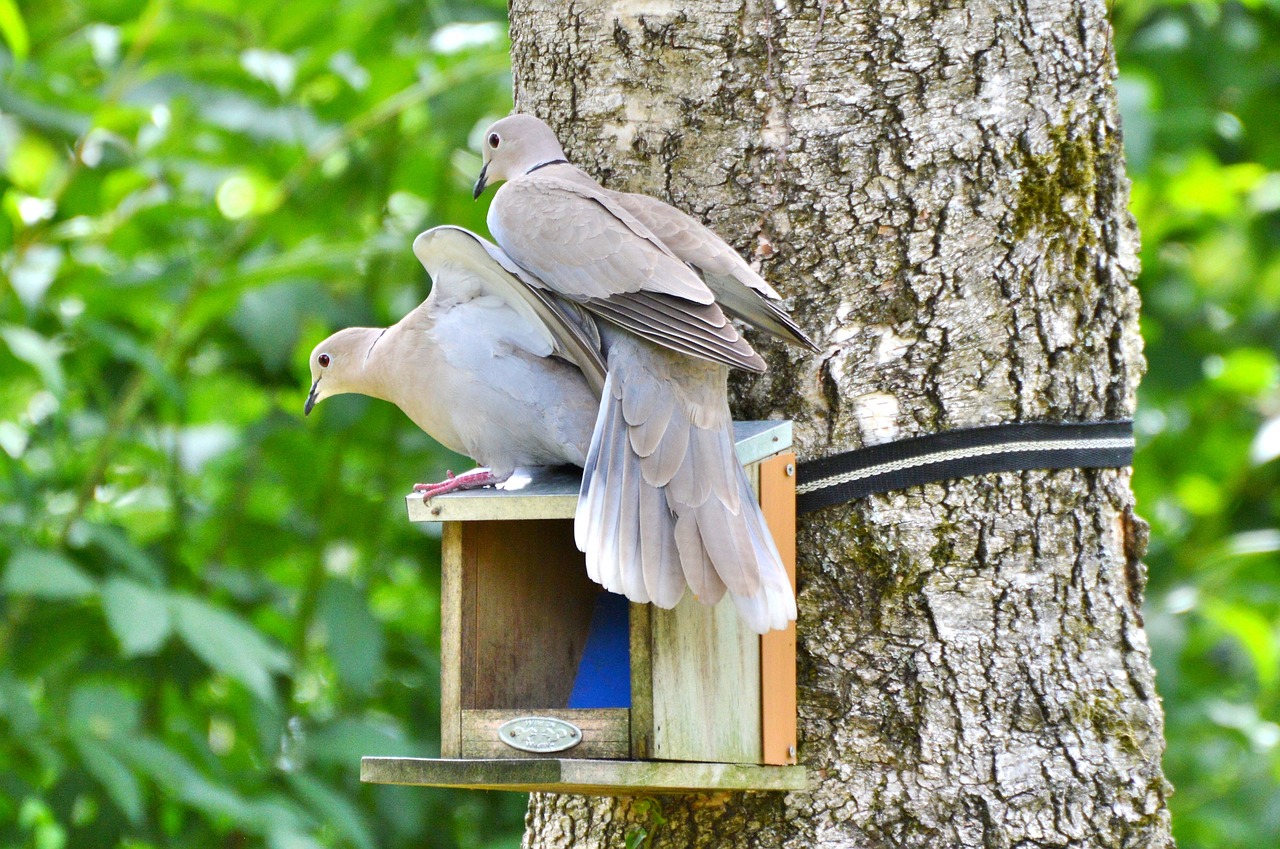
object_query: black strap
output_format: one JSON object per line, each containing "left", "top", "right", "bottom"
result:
{"left": 795, "top": 420, "right": 1134, "bottom": 515}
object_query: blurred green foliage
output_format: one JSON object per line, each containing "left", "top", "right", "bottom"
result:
{"left": 1116, "top": 1, "right": 1280, "bottom": 846}
{"left": 2, "top": 0, "right": 1279, "bottom": 848}
{"left": 0, "top": 0, "right": 525, "bottom": 847}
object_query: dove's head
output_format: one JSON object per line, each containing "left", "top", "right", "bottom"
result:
{"left": 473, "top": 113, "right": 567, "bottom": 199}
{"left": 304, "top": 327, "right": 387, "bottom": 416}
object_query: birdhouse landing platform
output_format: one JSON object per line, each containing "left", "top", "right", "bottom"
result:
{"left": 362, "top": 421, "right": 805, "bottom": 795}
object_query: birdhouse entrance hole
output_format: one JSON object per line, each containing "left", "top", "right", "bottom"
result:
{"left": 445, "top": 517, "right": 633, "bottom": 759}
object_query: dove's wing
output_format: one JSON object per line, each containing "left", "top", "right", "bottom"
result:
{"left": 413, "top": 225, "right": 607, "bottom": 394}
{"left": 488, "top": 172, "right": 766, "bottom": 374}
{"left": 611, "top": 191, "right": 819, "bottom": 352}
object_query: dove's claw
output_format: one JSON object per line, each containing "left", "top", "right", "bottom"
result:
{"left": 414, "top": 469, "right": 500, "bottom": 501}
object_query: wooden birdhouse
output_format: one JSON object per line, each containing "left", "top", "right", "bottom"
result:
{"left": 360, "top": 421, "right": 805, "bottom": 794}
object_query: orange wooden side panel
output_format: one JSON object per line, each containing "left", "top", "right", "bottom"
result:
{"left": 758, "top": 452, "right": 798, "bottom": 766}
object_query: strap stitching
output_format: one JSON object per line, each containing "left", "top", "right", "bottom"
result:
{"left": 798, "top": 435, "right": 1135, "bottom": 495}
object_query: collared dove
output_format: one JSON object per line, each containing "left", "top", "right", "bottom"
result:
{"left": 305, "top": 225, "right": 605, "bottom": 498}
{"left": 473, "top": 113, "right": 818, "bottom": 633}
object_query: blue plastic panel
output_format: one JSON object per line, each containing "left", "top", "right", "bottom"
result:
{"left": 568, "top": 592, "right": 631, "bottom": 709}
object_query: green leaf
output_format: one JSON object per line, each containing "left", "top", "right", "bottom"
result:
{"left": 1210, "top": 348, "right": 1279, "bottom": 397}
{"left": 69, "top": 682, "right": 141, "bottom": 739}
{"left": 0, "top": 0, "right": 29, "bottom": 63}
{"left": 122, "top": 737, "right": 263, "bottom": 828}
{"left": 71, "top": 523, "right": 165, "bottom": 583}
{"left": 0, "top": 325, "right": 65, "bottom": 395}
{"left": 1202, "top": 601, "right": 1280, "bottom": 692}
{"left": 8, "top": 244, "right": 62, "bottom": 308}
{"left": 224, "top": 240, "right": 375, "bottom": 289}
{"left": 230, "top": 283, "right": 312, "bottom": 374}
{"left": 306, "top": 717, "right": 417, "bottom": 766}
{"left": 0, "top": 0, "right": 544, "bottom": 845}
{"left": 75, "top": 737, "right": 144, "bottom": 823}
{"left": 80, "top": 320, "right": 184, "bottom": 405}
{"left": 286, "top": 772, "right": 376, "bottom": 849}
{"left": 102, "top": 578, "right": 172, "bottom": 656}
{"left": 215, "top": 171, "right": 283, "bottom": 220}
{"left": 319, "top": 579, "right": 384, "bottom": 695}
{"left": 171, "top": 595, "right": 290, "bottom": 701}
{"left": 2, "top": 548, "right": 97, "bottom": 599}
{"left": 267, "top": 829, "right": 326, "bottom": 849}
{"left": 0, "top": 671, "right": 40, "bottom": 736}
{"left": 17, "top": 798, "right": 65, "bottom": 849}
{"left": 1174, "top": 473, "right": 1223, "bottom": 517}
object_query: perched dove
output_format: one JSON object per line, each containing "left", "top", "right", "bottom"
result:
{"left": 473, "top": 113, "right": 818, "bottom": 633}
{"left": 305, "top": 225, "right": 605, "bottom": 497}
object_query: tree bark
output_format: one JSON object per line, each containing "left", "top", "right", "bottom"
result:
{"left": 509, "top": 1, "right": 1173, "bottom": 846}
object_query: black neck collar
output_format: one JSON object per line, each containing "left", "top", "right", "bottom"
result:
{"left": 525, "top": 158, "right": 569, "bottom": 174}
{"left": 364, "top": 327, "right": 390, "bottom": 364}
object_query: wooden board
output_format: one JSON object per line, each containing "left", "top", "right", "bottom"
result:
{"left": 759, "top": 452, "right": 799, "bottom": 765}
{"left": 440, "top": 522, "right": 464, "bottom": 758}
{"left": 628, "top": 602, "right": 652, "bottom": 760}
{"left": 409, "top": 466, "right": 581, "bottom": 522}
{"left": 460, "top": 708, "right": 629, "bottom": 760}
{"left": 647, "top": 592, "right": 762, "bottom": 764}
{"left": 461, "top": 520, "right": 599, "bottom": 710}
{"left": 361, "top": 757, "right": 807, "bottom": 795}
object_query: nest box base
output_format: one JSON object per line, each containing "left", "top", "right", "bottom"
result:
{"left": 360, "top": 757, "right": 807, "bottom": 795}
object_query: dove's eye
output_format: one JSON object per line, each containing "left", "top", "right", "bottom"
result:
{"left": 318, "top": 353, "right": 331, "bottom": 368}
{"left": 488, "top": 133, "right": 500, "bottom": 149}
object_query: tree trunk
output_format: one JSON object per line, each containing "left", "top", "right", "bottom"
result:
{"left": 509, "top": 1, "right": 1173, "bottom": 846}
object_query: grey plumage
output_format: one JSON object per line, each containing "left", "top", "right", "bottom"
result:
{"left": 487, "top": 167, "right": 767, "bottom": 373}
{"left": 475, "top": 113, "right": 813, "bottom": 633}
{"left": 608, "top": 190, "right": 817, "bottom": 352}
{"left": 305, "top": 225, "right": 602, "bottom": 483}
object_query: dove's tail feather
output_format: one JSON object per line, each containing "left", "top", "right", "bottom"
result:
{"left": 578, "top": 373, "right": 687, "bottom": 608}
{"left": 727, "top": 469, "right": 796, "bottom": 633}
{"left": 575, "top": 351, "right": 796, "bottom": 634}
{"left": 673, "top": 433, "right": 795, "bottom": 633}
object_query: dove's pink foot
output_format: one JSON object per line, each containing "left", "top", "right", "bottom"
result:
{"left": 413, "top": 469, "right": 500, "bottom": 501}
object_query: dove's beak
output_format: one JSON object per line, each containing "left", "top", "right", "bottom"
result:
{"left": 304, "top": 378, "right": 321, "bottom": 417}
{"left": 472, "top": 162, "right": 488, "bottom": 200}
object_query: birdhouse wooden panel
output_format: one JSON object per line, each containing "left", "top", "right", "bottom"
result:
{"left": 361, "top": 421, "right": 805, "bottom": 794}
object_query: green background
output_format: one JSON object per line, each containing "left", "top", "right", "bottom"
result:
{"left": 0, "top": 1, "right": 1277, "bottom": 847}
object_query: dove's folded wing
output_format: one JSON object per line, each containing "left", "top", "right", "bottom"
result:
{"left": 612, "top": 191, "right": 819, "bottom": 352}
{"left": 489, "top": 176, "right": 765, "bottom": 372}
